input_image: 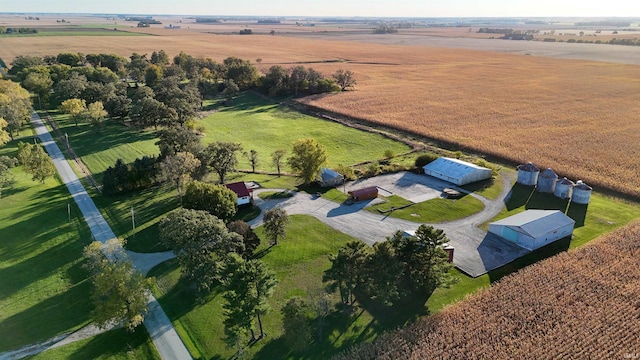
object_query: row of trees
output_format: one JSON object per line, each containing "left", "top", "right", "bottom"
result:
{"left": 324, "top": 225, "right": 456, "bottom": 306}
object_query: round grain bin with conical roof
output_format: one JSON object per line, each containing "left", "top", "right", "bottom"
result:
{"left": 571, "top": 180, "right": 592, "bottom": 204}
{"left": 516, "top": 162, "right": 540, "bottom": 186}
{"left": 536, "top": 168, "right": 558, "bottom": 193}
{"left": 554, "top": 177, "right": 575, "bottom": 199}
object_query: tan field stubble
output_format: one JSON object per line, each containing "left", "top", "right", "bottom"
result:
{"left": 2, "top": 30, "right": 640, "bottom": 196}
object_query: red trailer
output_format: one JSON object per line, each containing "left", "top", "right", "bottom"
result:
{"left": 347, "top": 186, "right": 378, "bottom": 202}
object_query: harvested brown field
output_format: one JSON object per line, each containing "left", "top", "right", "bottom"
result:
{"left": 2, "top": 23, "right": 640, "bottom": 196}
{"left": 335, "top": 221, "right": 640, "bottom": 360}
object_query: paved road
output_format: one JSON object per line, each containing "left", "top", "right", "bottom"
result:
{"left": 30, "top": 112, "right": 191, "bottom": 360}
{"left": 250, "top": 172, "right": 528, "bottom": 277}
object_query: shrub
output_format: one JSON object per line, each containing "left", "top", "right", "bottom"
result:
{"left": 414, "top": 153, "right": 439, "bottom": 169}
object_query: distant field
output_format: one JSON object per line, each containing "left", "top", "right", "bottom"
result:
{"left": 2, "top": 23, "right": 640, "bottom": 197}
{"left": 0, "top": 28, "right": 145, "bottom": 37}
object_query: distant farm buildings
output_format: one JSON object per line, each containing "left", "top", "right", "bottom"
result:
{"left": 516, "top": 162, "right": 592, "bottom": 204}
{"left": 489, "top": 210, "right": 575, "bottom": 250}
{"left": 423, "top": 157, "right": 492, "bottom": 186}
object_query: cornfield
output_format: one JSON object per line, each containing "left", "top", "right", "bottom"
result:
{"left": 3, "top": 25, "right": 640, "bottom": 196}
{"left": 334, "top": 221, "right": 640, "bottom": 359}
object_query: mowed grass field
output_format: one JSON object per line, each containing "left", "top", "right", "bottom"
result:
{"left": 201, "top": 92, "right": 411, "bottom": 171}
{"left": 2, "top": 28, "right": 638, "bottom": 196}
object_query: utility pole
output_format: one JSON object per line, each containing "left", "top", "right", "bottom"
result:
{"left": 131, "top": 207, "right": 136, "bottom": 240}
{"left": 68, "top": 203, "right": 71, "bottom": 223}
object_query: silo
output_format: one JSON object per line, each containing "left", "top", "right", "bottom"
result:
{"left": 537, "top": 168, "right": 558, "bottom": 193}
{"left": 554, "top": 177, "right": 575, "bottom": 199}
{"left": 571, "top": 180, "right": 592, "bottom": 204}
{"left": 516, "top": 162, "right": 540, "bottom": 186}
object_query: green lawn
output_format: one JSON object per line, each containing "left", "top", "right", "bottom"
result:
{"left": 29, "top": 327, "right": 160, "bottom": 360}
{"left": 367, "top": 194, "right": 485, "bottom": 223}
{"left": 200, "top": 93, "right": 411, "bottom": 171}
{"left": 150, "top": 215, "right": 431, "bottom": 359}
{"left": 47, "top": 112, "right": 159, "bottom": 183}
{"left": 0, "top": 138, "right": 94, "bottom": 352}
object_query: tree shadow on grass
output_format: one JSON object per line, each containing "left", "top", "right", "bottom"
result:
{"left": 65, "top": 326, "right": 157, "bottom": 360}
{"left": 0, "top": 280, "right": 92, "bottom": 352}
{"left": 354, "top": 288, "right": 431, "bottom": 331}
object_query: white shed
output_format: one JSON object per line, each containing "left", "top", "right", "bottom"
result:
{"left": 422, "top": 157, "right": 492, "bottom": 186}
{"left": 320, "top": 168, "right": 344, "bottom": 187}
{"left": 488, "top": 210, "right": 575, "bottom": 250}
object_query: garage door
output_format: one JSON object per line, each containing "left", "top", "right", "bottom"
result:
{"left": 501, "top": 227, "right": 519, "bottom": 243}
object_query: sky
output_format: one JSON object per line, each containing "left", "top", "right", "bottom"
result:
{"left": 2, "top": 0, "right": 639, "bottom": 18}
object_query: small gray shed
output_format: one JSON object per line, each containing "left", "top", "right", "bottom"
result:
{"left": 320, "top": 168, "right": 344, "bottom": 187}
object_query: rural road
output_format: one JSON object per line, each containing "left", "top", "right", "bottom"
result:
{"left": 19, "top": 112, "right": 192, "bottom": 360}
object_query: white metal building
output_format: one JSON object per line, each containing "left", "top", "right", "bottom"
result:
{"left": 488, "top": 210, "right": 575, "bottom": 250}
{"left": 422, "top": 157, "right": 492, "bottom": 186}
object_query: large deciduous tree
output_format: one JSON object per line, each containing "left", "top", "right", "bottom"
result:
{"left": 0, "top": 156, "right": 18, "bottom": 198}
{"left": 22, "top": 71, "right": 53, "bottom": 109}
{"left": 220, "top": 253, "right": 278, "bottom": 345}
{"left": 156, "top": 126, "right": 203, "bottom": 158}
{"left": 83, "top": 239, "right": 152, "bottom": 332}
{"left": 262, "top": 207, "right": 289, "bottom": 246}
{"left": 227, "top": 220, "right": 261, "bottom": 259}
{"left": 205, "top": 142, "right": 242, "bottom": 184}
{"left": 0, "top": 80, "right": 32, "bottom": 139}
{"left": 244, "top": 149, "right": 259, "bottom": 173}
{"left": 287, "top": 138, "right": 328, "bottom": 184}
{"left": 59, "top": 98, "right": 87, "bottom": 126}
{"left": 17, "top": 142, "right": 56, "bottom": 183}
{"left": 0, "top": 118, "right": 10, "bottom": 146}
{"left": 158, "top": 151, "right": 200, "bottom": 203}
{"left": 83, "top": 101, "right": 108, "bottom": 128}
{"left": 183, "top": 180, "right": 237, "bottom": 221}
{"left": 159, "top": 208, "right": 244, "bottom": 297}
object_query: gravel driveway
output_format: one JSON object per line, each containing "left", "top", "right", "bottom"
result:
{"left": 250, "top": 171, "right": 528, "bottom": 277}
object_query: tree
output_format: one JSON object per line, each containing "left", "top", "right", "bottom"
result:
{"left": 82, "top": 101, "right": 108, "bottom": 128}
{"left": 183, "top": 180, "right": 237, "bottom": 221}
{"left": 17, "top": 142, "right": 56, "bottom": 183}
{"left": 271, "top": 149, "right": 286, "bottom": 176}
{"left": 223, "top": 57, "right": 258, "bottom": 90}
{"left": 261, "top": 65, "right": 289, "bottom": 96}
{"left": 220, "top": 254, "right": 278, "bottom": 343}
{"left": 127, "top": 53, "right": 150, "bottom": 82}
{"left": 287, "top": 138, "right": 328, "bottom": 184}
{"left": 289, "top": 65, "right": 309, "bottom": 95}
{"left": 158, "top": 152, "right": 201, "bottom": 204}
{"left": 244, "top": 149, "right": 259, "bottom": 173}
{"left": 323, "top": 240, "right": 368, "bottom": 305}
{"left": 332, "top": 69, "right": 356, "bottom": 91}
{"left": 156, "top": 126, "right": 203, "bottom": 158}
{"left": 54, "top": 72, "right": 88, "bottom": 102}
{"left": 0, "top": 155, "right": 18, "bottom": 198}
{"left": 150, "top": 49, "right": 170, "bottom": 66}
{"left": 0, "top": 118, "right": 10, "bottom": 146}
{"left": 262, "top": 207, "right": 289, "bottom": 246}
{"left": 59, "top": 98, "right": 87, "bottom": 126}
{"left": 159, "top": 209, "right": 244, "bottom": 297}
{"left": 0, "top": 80, "right": 32, "bottom": 139}
{"left": 206, "top": 142, "right": 242, "bottom": 184}
{"left": 22, "top": 71, "right": 52, "bottom": 109}
{"left": 83, "top": 239, "right": 152, "bottom": 332}
{"left": 361, "top": 241, "right": 404, "bottom": 305}
{"left": 144, "top": 64, "right": 163, "bottom": 88}
{"left": 227, "top": 220, "right": 261, "bottom": 259}
{"left": 8, "top": 55, "right": 44, "bottom": 76}
{"left": 56, "top": 52, "right": 83, "bottom": 66}
{"left": 222, "top": 79, "right": 239, "bottom": 101}
{"left": 281, "top": 297, "right": 312, "bottom": 353}
{"left": 389, "top": 225, "right": 456, "bottom": 294}
{"left": 130, "top": 97, "right": 177, "bottom": 129}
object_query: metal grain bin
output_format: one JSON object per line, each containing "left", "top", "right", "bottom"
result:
{"left": 537, "top": 168, "right": 558, "bottom": 193}
{"left": 571, "top": 180, "right": 593, "bottom": 204}
{"left": 516, "top": 162, "right": 540, "bottom": 186}
{"left": 554, "top": 177, "right": 575, "bottom": 199}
